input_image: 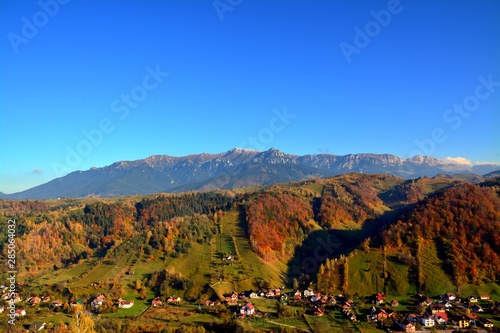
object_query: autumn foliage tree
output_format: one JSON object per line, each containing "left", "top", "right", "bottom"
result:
{"left": 69, "top": 304, "right": 97, "bottom": 333}
{"left": 135, "top": 192, "right": 235, "bottom": 225}
{"left": 246, "top": 193, "right": 314, "bottom": 261}
{"left": 318, "top": 174, "right": 391, "bottom": 229}
{"left": 383, "top": 183, "right": 500, "bottom": 284}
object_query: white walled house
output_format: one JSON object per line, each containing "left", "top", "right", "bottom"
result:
{"left": 418, "top": 314, "right": 435, "bottom": 327}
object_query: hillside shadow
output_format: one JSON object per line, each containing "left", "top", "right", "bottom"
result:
{"left": 434, "top": 238, "right": 455, "bottom": 278}
{"left": 237, "top": 205, "right": 250, "bottom": 239}
{"left": 284, "top": 207, "right": 409, "bottom": 286}
{"left": 283, "top": 226, "right": 371, "bottom": 285}
{"left": 361, "top": 204, "right": 413, "bottom": 240}
{"left": 236, "top": 199, "right": 413, "bottom": 288}
{"left": 312, "top": 197, "right": 322, "bottom": 220}
{"left": 378, "top": 179, "right": 413, "bottom": 208}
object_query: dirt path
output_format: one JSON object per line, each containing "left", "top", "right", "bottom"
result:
{"left": 265, "top": 319, "right": 311, "bottom": 333}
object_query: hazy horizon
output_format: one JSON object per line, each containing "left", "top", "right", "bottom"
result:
{"left": 2, "top": 147, "right": 500, "bottom": 195}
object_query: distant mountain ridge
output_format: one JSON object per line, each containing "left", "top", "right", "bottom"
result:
{"left": 1, "top": 148, "right": 499, "bottom": 199}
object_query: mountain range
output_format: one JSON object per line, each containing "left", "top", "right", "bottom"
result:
{"left": 1, "top": 148, "right": 499, "bottom": 200}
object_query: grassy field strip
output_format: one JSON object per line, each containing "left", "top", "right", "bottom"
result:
{"left": 420, "top": 241, "right": 455, "bottom": 295}
{"left": 347, "top": 249, "right": 385, "bottom": 296}
{"left": 304, "top": 313, "right": 355, "bottom": 332}
{"left": 221, "top": 210, "right": 285, "bottom": 287}
{"left": 231, "top": 236, "right": 241, "bottom": 260}
{"left": 167, "top": 242, "right": 211, "bottom": 281}
{"left": 348, "top": 248, "right": 418, "bottom": 296}
{"left": 209, "top": 240, "right": 219, "bottom": 285}
{"left": 67, "top": 240, "right": 139, "bottom": 288}
{"left": 35, "top": 312, "right": 72, "bottom": 326}
{"left": 211, "top": 281, "right": 234, "bottom": 300}
{"left": 328, "top": 310, "right": 358, "bottom": 332}
{"left": 251, "top": 298, "right": 278, "bottom": 314}
{"left": 265, "top": 319, "right": 312, "bottom": 333}
{"left": 459, "top": 282, "right": 500, "bottom": 299}
{"left": 31, "top": 260, "right": 96, "bottom": 287}
{"left": 99, "top": 253, "right": 133, "bottom": 282}
{"left": 125, "top": 250, "right": 165, "bottom": 282}
{"left": 118, "top": 252, "right": 144, "bottom": 289}
{"left": 179, "top": 312, "right": 221, "bottom": 327}
{"left": 70, "top": 260, "right": 114, "bottom": 287}
{"left": 301, "top": 182, "right": 324, "bottom": 196}
{"left": 302, "top": 314, "right": 314, "bottom": 332}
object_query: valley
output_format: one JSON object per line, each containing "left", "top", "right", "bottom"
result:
{"left": 0, "top": 173, "right": 499, "bottom": 332}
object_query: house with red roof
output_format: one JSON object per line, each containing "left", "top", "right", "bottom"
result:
{"left": 29, "top": 296, "right": 42, "bottom": 306}
{"left": 240, "top": 302, "right": 255, "bottom": 316}
{"left": 118, "top": 300, "right": 134, "bottom": 309}
{"left": 434, "top": 312, "right": 448, "bottom": 325}
{"left": 151, "top": 297, "right": 162, "bottom": 307}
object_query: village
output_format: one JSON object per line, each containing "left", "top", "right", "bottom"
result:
{"left": 216, "top": 289, "right": 498, "bottom": 332}
{"left": 2, "top": 280, "right": 499, "bottom": 332}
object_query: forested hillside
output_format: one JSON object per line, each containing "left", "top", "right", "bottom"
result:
{"left": 246, "top": 192, "right": 314, "bottom": 261}
{"left": 383, "top": 183, "right": 500, "bottom": 285}
{"left": 1, "top": 174, "right": 498, "bottom": 297}
{"left": 1, "top": 174, "right": 499, "bottom": 332}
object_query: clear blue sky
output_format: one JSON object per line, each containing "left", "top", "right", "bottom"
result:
{"left": 1, "top": 0, "right": 499, "bottom": 194}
